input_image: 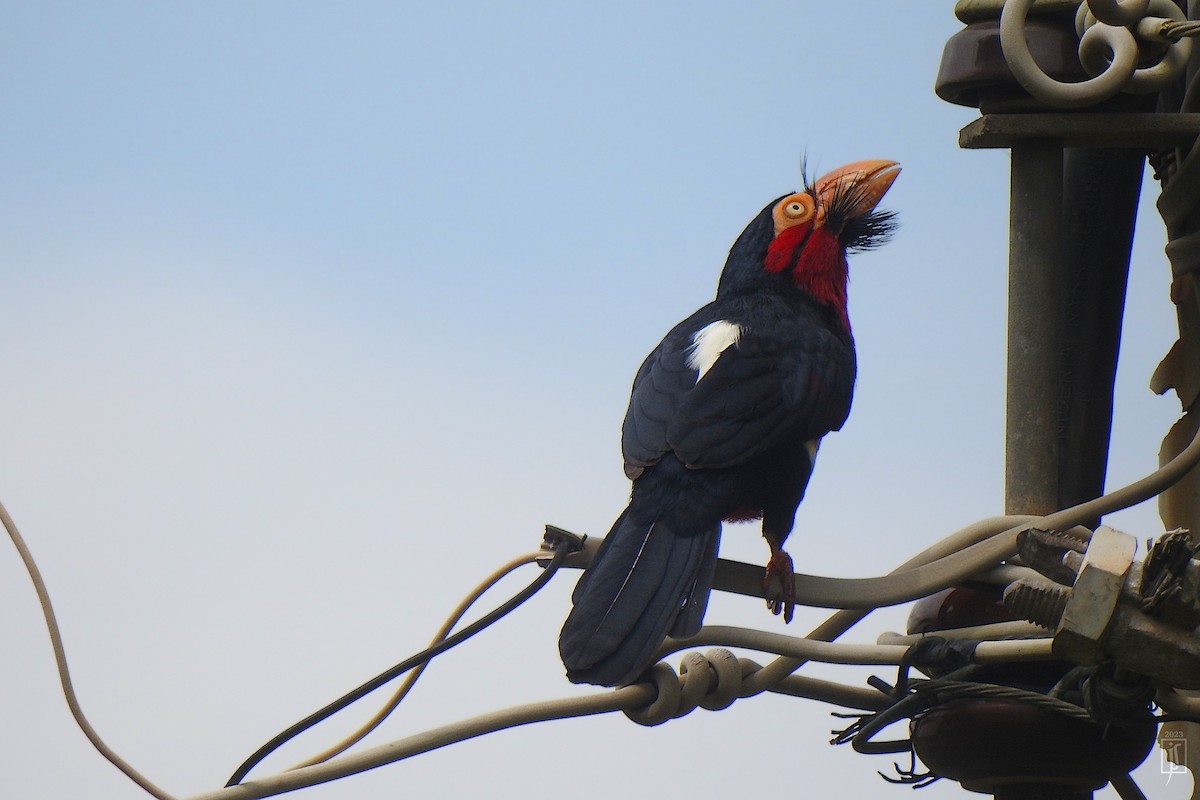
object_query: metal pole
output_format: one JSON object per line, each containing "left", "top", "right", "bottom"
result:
{"left": 1006, "top": 140, "right": 1064, "bottom": 516}
{"left": 1057, "top": 147, "right": 1142, "bottom": 520}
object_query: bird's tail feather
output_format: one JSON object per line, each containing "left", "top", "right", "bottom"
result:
{"left": 558, "top": 502, "right": 720, "bottom": 687}
{"left": 671, "top": 525, "right": 720, "bottom": 637}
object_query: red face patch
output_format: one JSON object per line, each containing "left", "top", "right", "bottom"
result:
{"left": 764, "top": 223, "right": 811, "bottom": 274}
{"left": 793, "top": 227, "right": 850, "bottom": 331}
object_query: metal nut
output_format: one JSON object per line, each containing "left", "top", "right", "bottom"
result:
{"left": 1053, "top": 526, "right": 1137, "bottom": 664}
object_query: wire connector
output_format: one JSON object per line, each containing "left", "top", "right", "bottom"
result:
{"left": 539, "top": 525, "right": 587, "bottom": 567}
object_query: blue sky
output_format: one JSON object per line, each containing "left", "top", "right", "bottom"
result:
{"left": 0, "top": 3, "right": 1189, "bottom": 799}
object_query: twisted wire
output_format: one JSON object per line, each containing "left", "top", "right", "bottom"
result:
{"left": 1161, "top": 19, "right": 1200, "bottom": 40}
{"left": 225, "top": 541, "right": 571, "bottom": 786}
{"left": 287, "top": 551, "right": 546, "bottom": 771}
{"left": 619, "top": 646, "right": 907, "bottom": 726}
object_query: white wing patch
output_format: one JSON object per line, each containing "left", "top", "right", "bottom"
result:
{"left": 686, "top": 320, "right": 743, "bottom": 382}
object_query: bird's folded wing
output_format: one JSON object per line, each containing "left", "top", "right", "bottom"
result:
{"left": 622, "top": 309, "right": 854, "bottom": 473}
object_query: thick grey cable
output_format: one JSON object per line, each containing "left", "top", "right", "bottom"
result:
{"left": 795, "top": 503, "right": 1113, "bottom": 610}
{"left": 766, "top": 670, "right": 891, "bottom": 710}
{"left": 877, "top": 620, "right": 1050, "bottom": 645}
{"left": 566, "top": 516, "right": 1076, "bottom": 608}
{"left": 1156, "top": 687, "right": 1200, "bottom": 719}
{"left": 187, "top": 688, "right": 656, "bottom": 800}
{"left": 183, "top": 649, "right": 903, "bottom": 800}
{"left": 781, "top": 534, "right": 1068, "bottom": 608}
{"left": 13, "top": 404, "right": 1200, "bottom": 798}
{"left": 0, "top": 499, "right": 177, "bottom": 800}
{"left": 744, "top": 417, "right": 1200, "bottom": 692}
{"left": 658, "top": 626, "right": 1054, "bottom": 667}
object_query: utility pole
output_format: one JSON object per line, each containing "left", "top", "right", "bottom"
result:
{"left": 913, "top": 1, "right": 1200, "bottom": 796}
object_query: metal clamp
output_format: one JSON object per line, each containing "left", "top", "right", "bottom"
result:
{"left": 1006, "top": 526, "right": 1200, "bottom": 688}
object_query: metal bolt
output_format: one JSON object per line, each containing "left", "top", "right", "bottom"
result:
{"left": 1003, "top": 579, "right": 1069, "bottom": 628}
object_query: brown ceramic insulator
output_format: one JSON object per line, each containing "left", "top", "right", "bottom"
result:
{"left": 911, "top": 698, "right": 1156, "bottom": 794}
{"left": 907, "top": 583, "right": 1016, "bottom": 635}
{"left": 935, "top": 19, "right": 1087, "bottom": 112}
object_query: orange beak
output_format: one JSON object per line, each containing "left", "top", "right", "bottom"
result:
{"left": 813, "top": 159, "right": 901, "bottom": 220}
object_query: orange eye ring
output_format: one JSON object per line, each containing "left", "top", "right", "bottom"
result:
{"left": 772, "top": 192, "right": 815, "bottom": 236}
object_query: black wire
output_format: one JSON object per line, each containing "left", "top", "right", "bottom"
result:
{"left": 840, "top": 665, "right": 987, "bottom": 755}
{"left": 225, "top": 542, "right": 570, "bottom": 786}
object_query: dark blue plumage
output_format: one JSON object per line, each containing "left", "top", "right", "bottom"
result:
{"left": 560, "top": 162, "right": 897, "bottom": 687}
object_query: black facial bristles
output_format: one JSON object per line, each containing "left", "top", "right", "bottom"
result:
{"left": 817, "top": 174, "right": 898, "bottom": 253}
{"left": 842, "top": 209, "right": 898, "bottom": 252}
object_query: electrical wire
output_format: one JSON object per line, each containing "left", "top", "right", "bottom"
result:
{"left": 1110, "top": 772, "right": 1150, "bottom": 800}
{"left": 224, "top": 539, "right": 570, "bottom": 787}
{"left": 9, "top": 396, "right": 1200, "bottom": 799}
{"left": 190, "top": 685, "right": 657, "bottom": 800}
{"left": 744, "top": 414, "right": 1200, "bottom": 693}
{"left": 1162, "top": 19, "right": 1200, "bottom": 41}
{"left": 287, "top": 550, "right": 546, "bottom": 770}
{"left": 731, "top": 535, "right": 1080, "bottom": 609}
{"left": 1156, "top": 687, "right": 1200, "bottom": 721}
{"left": 2, "top": 489, "right": 578, "bottom": 799}
{"left": 0, "top": 499, "right": 178, "bottom": 800}
{"left": 189, "top": 653, "right": 897, "bottom": 800}
{"left": 877, "top": 620, "right": 1050, "bottom": 645}
{"left": 743, "top": 516, "right": 1028, "bottom": 695}
{"left": 656, "top": 625, "right": 1055, "bottom": 668}
{"left": 835, "top": 676, "right": 1099, "bottom": 756}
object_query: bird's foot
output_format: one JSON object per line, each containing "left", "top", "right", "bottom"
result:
{"left": 763, "top": 549, "right": 795, "bottom": 623}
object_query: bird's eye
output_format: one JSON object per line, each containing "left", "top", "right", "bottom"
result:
{"left": 780, "top": 194, "right": 812, "bottom": 221}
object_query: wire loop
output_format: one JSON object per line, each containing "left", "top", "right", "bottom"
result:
{"left": 1086, "top": 0, "right": 1151, "bottom": 27}
{"left": 697, "top": 648, "right": 744, "bottom": 711}
{"left": 673, "top": 653, "right": 714, "bottom": 718}
{"left": 623, "top": 649, "right": 754, "bottom": 725}
{"left": 1000, "top": 0, "right": 1191, "bottom": 107}
{"left": 1076, "top": 0, "right": 1191, "bottom": 94}
{"left": 623, "top": 664, "right": 682, "bottom": 726}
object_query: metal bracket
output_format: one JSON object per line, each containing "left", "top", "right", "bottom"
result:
{"left": 960, "top": 113, "right": 1200, "bottom": 149}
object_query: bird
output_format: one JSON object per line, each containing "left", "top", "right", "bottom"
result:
{"left": 558, "top": 160, "right": 900, "bottom": 687}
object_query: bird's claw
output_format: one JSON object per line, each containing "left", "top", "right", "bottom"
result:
{"left": 763, "top": 550, "right": 796, "bottom": 623}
